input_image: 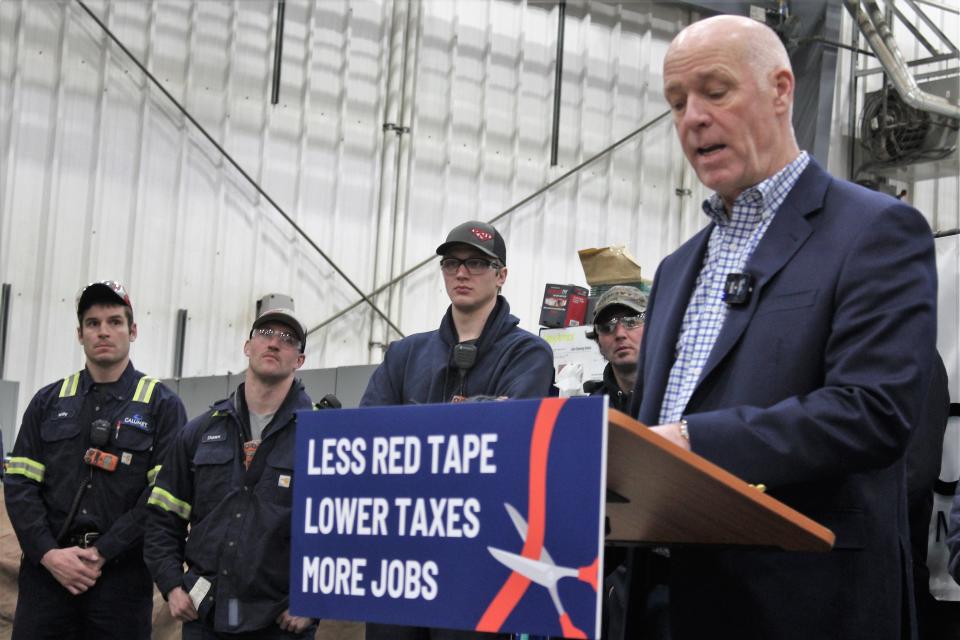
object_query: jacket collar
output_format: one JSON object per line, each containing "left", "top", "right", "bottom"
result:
{"left": 77, "top": 361, "right": 140, "bottom": 400}
{"left": 690, "top": 158, "right": 829, "bottom": 398}
{"left": 215, "top": 378, "right": 311, "bottom": 438}
{"left": 438, "top": 295, "right": 518, "bottom": 351}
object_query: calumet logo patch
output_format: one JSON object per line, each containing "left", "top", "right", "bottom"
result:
{"left": 121, "top": 415, "right": 151, "bottom": 431}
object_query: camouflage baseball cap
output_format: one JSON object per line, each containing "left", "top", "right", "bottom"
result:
{"left": 592, "top": 285, "right": 647, "bottom": 323}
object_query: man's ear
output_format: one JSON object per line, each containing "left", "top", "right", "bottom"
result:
{"left": 771, "top": 68, "right": 794, "bottom": 115}
{"left": 243, "top": 340, "right": 251, "bottom": 359}
{"left": 295, "top": 353, "right": 306, "bottom": 370}
{"left": 77, "top": 326, "right": 83, "bottom": 344}
{"left": 496, "top": 266, "right": 508, "bottom": 288}
{"left": 129, "top": 322, "right": 138, "bottom": 342}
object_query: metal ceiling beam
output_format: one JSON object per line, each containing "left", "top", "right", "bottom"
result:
{"left": 74, "top": 0, "right": 405, "bottom": 339}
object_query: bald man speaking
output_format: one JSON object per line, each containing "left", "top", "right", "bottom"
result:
{"left": 631, "top": 15, "right": 937, "bottom": 640}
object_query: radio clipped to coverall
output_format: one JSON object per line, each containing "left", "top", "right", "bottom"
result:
{"left": 84, "top": 418, "right": 118, "bottom": 472}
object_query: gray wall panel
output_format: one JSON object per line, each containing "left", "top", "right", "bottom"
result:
{"left": 298, "top": 367, "right": 339, "bottom": 404}
{"left": 0, "top": 380, "right": 19, "bottom": 457}
{"left": 2, "top": 0, "right": 956, "bottom": 432}
{"left": 334, "top": 365, "right": 378, "bottom": 409}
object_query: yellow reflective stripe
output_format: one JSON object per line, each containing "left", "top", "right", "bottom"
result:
{"left": 147, "top": 465, "right": 161, "bottom": 486}
{"left": 141, "top": 378, "right": 159, "bottom": 403}
{"left": 59, "top": 372, "right": 81, "bottom": 398}
{"left": 132, "top": 377, "right": 146, "bottom": 402}
{"left": 132, "top": 376, "right": 159, "bottom": 403}
{"left": 211, "top": 410, "right": 226, "bottom": 417}
{"left": 147, "top": 487, "right": 192, "bottom": 521}
{"left": 6, "top": 457, "right": 45, "bottom": 483}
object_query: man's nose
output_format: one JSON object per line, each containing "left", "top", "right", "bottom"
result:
{"left": 682, "top": 94, "right": 711, "bottom": 128}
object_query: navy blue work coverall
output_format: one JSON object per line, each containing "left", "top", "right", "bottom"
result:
{"left": 144, "top": 379, "right": 316, "bottom": 638}
{"left": 4, "top": 362, "right": 186, "bottom": 639}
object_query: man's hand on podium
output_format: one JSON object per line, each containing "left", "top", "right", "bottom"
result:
{"left": 650, "top": 422, "right": 691, "bottom": 451}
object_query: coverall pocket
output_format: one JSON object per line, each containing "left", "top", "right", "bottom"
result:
{"left": 193, "top": 442, "right": 234, "bottom": 514}
{"left": 40, "top": 419, "right": 82, "bottom": 442}
{"left": 261, "top": 446, "right": 294, "bottom": 507}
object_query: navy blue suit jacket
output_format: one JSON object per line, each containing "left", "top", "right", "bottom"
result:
{"left": 632, "top": 159, "right": 937, "bottom": 640}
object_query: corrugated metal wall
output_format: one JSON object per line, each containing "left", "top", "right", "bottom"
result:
{"left": 0, "top": 0, "right": 706, "bottom": 417}
{"left": 1, "top": 0, "right": 957, "bottom": 421}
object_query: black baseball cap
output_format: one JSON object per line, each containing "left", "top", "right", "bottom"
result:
{"left": 76, "top": 280, "right": 133, "bottom": 318}
{"left": 435, "top": 220, "right": 507, "bottom": 265}
{"left": 251, "top": 307, "right": 307, "bottom": 352}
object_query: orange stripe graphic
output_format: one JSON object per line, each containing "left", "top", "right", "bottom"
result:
{"left": 476, "top": 397, "right": 566, "bottom": 632}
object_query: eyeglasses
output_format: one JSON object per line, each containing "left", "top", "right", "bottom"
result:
{"left": 252, "top": 327, "right": 302, "bottom": 349}
{"left": 595, "top": 314, "right": 645, "bottom": 335}
{"left": 439, "top": 257, "right": 501, "bottom": 275}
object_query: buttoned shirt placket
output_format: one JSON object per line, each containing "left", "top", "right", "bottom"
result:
{"left": 659, "top": 152, "right": 810, "bottom": 424}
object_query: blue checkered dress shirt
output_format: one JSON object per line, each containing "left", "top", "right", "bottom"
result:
{"left": 658, "top": 151, "right": 810, "bottom": 424}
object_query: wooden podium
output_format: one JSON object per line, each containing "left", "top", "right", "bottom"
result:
{"left": 605, "top": 409, "right": 834, "bottom": 552}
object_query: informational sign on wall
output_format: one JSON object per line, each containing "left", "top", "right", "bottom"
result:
{"left": 290, "top": 397, "right": 607, "bottom": 638}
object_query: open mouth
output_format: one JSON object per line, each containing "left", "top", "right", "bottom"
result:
{"left": 697, "top": 144, "right": 726, "bottom": 156}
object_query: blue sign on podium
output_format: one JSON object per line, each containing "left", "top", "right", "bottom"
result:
{"left": 290, "top": 396, "right": 607, "bottom": 639}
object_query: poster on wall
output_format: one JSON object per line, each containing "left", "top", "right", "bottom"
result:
{"left": 289, "top": 397, "right": 608, "bottom": 638}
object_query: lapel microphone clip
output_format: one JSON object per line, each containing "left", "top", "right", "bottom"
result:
{"left": 723, "top": 273, "right": 754, "bottom": 307}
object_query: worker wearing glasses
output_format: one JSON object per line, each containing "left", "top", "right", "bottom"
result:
{"left": 145, "top": 306, "right": 321, "bottom": 639}
{"left": 584, "top": 286, "right": 668, "bottom": 640}
{"left": 585, "top": 286, "right": 647, "bottom": 414}
{"left": 360, "top": 220, "right": 553, "bottom": 640}
{"left": 361, "top": 220, "right": 553, "bottom": 411}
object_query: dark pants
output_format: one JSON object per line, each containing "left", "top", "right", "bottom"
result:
{"left": 12, "top": 554, "right": 153, "bottom": 640}
{"left": 365, "top": 624, "right": 507, "bottom": 640}
{"left": 182, "top": 620, "right": 316, "bottom": 640}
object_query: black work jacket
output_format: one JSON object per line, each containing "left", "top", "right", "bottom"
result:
{"left": 144, "top": 379, "right": 313, "bottom": 634}
{"left": 4, "top": 362, "right": 186, "bottom": 563}
{"left": 585, "top": 363, "right": 634, "bottom": 414}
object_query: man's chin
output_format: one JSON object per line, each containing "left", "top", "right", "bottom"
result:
{"left": 86, "top": 352, "right": 125, "bottom": 368}
{"left": 612, "top": 354, "right": 637, "bottom": 367}
{"left": 251, "top": 365, "right": 292, "bottom": 384}
{"left": 451, "top": 293, "right": 496, "bottom": 314}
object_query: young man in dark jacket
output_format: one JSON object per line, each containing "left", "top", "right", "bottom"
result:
{"left": 361, "top": 220, "right": 554, "bottom": 639}
{"left": 361, "top": 220, "right": 553, "bottom": 407}
{"left": 144, "top": 307, "right": 316, "bottom": 639}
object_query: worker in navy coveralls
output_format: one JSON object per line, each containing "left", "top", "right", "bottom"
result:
{"left": 144, "top": 307, "right": 318, "bottom": 639}
{"left": 4, "top": 280, "right": 187, "bottom": 639}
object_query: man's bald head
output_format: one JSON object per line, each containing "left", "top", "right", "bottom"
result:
{"left": 668, "top": 15, "right": 793, "bottom": 103}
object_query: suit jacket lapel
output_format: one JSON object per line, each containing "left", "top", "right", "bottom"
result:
{"left": 691, "top": 161, "right": 830, "bottom": 395}
{"left": 641, "top": 227, "right": 711, "bottom": 424}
